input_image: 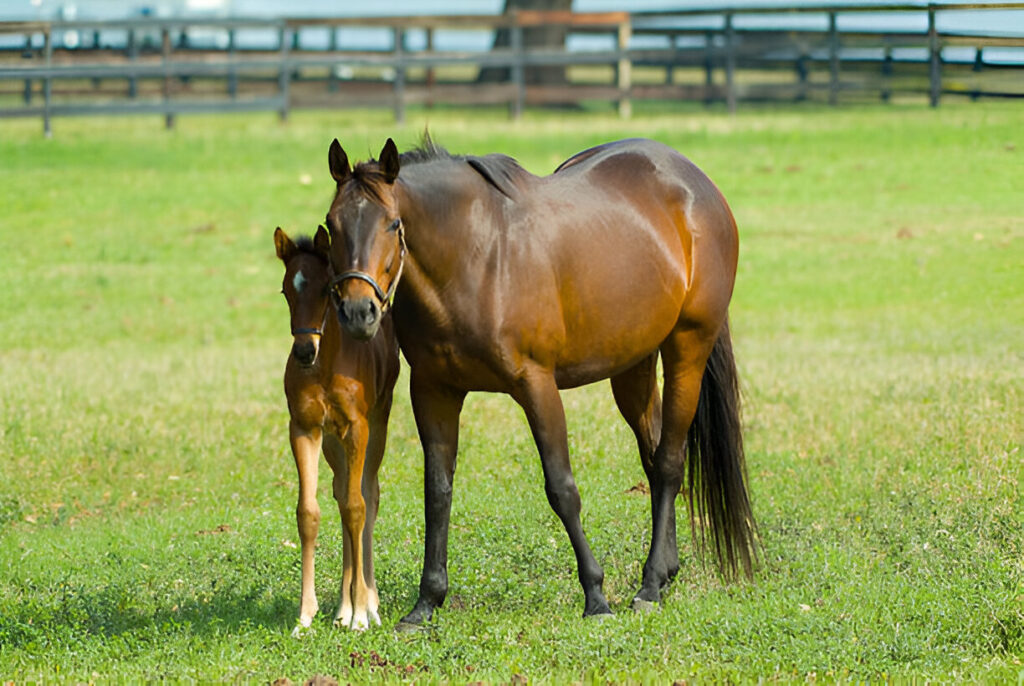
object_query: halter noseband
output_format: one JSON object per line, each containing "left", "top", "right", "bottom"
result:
{"left": 328, "top": 226, "right": 406, "bottom": 312}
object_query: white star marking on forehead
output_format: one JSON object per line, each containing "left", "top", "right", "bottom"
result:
{"left": 292, "top": 270, "right": 307, "bottom": 293}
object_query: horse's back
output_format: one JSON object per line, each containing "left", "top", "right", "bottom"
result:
{"left": 547, "top": 138, "right": 738, "bottom": 320}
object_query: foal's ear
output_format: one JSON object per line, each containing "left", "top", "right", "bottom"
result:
{"left": 328, "top": 138, "right": 351, "bottom": 185}
{"left": 314, "top": 224, "right": 330, "bottom": 257}
{"left": 379, "top": 138, "right": 400, "bottom": 184}
{"left": 274, "top": 227, "right": 295, "bottom": 262}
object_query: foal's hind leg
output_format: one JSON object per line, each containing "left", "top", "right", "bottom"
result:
{"left": 634, "top": 327, "right": 716, "bottom": 606}
{"left": 360, "top": 394, "right": 393, "bottom": 627}
{"left": 610, "top": 354, "right": 680, "bottom": 591}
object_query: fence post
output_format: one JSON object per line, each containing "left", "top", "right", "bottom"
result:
{"left": 703, "top": 30, "right": 714, "bottom": 106}
{"left": 43, "top": 25, "right": 52, "bottom": 138}
{"left": 393, "top": 26, "right": 406, "bottom": 125}
{"left": 23, "top": 34, "right": 32, "bottom": 105}
{"left": 725, "top": 12, "right": 736, "bottom": 114}
{"left": 127, "top": 28, "right": 138, "bottom": 99}
{"left": 328, "top": 25, "right": 339, "bottom": 93}
{"left": 162, "top": 27, "right": 174, "bottom": 130}
{"left": 828, "top": 11, "right": 839, "bottom": 106}
{"left": 617, "top": 17, "right": 632, "bottom": 119}
{"left": 278, "top": 23, "right": 291, "bottom": 122}
{"left": 928, "top": 5, "right": 941, "bottom": 107}
{"left": 971, "top": 47, "right": 983, "bottom": 101}
{"left": 510, "top": 15, "right": 524, "bottom": 120}
{"left": 795, "top": 54, "right": 808, "bottom": 102}
{"left": 228, "top": 28, "right": 237, "bottom": 98}
{"left": 425, "top": 27, "right": 435, "bottom": 108}
{"left": 881, "top": 43, "right": 892, "bottom": 102}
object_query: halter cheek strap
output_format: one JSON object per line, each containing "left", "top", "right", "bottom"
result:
{"left": 329, "top": 226, "right": 407, "bottom": 312}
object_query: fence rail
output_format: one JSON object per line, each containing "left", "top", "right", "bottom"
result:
{"left": 2, "top": 3, "right": 1022, "bottom": 135}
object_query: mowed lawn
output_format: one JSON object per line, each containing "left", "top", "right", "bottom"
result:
{"left": 0, "top": 102, "right": 1021, "bottom": 683}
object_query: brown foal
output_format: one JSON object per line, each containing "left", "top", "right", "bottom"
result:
{"left": 275, "top": 226, "right": 400, "bottom": 632}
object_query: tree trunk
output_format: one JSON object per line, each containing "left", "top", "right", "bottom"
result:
{"left": 478, "top": 0, "right": 573, "bottom": 85}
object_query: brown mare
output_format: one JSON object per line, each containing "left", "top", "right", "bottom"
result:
{"left": 274, "top": 226, "right": 400, "bottom": 632}
{"left": 322, "top": 136, "right": 757, "bottom": 628}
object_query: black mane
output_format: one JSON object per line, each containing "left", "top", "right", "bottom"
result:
{"left": 400, "top": 131, "right": 462, "bottom": 166}
{"left": 346, "top": 132, "right": 529, "bottom": 203}
{"left": 292, "top": 234, "right": 326, "bottom": 262}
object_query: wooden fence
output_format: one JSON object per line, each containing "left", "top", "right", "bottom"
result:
{"left": 1, "top": 3, "right": 1022, "bottom": 135}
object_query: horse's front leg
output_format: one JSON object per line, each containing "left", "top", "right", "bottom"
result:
{"left": 514, "top": 366, "right": 611, "bottom": 618}
{"left": 397, "top": 374, "right": 466, "bottom": 630}
{"left": 289, "top": 421, "right": 323, "bottom": 634}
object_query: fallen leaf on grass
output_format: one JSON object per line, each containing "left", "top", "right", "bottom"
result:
{"left": 196, "top": 524, "right": 232, "bottom": 535}
{"left": 625, "top": 482, "right": 650, "bottom": 495}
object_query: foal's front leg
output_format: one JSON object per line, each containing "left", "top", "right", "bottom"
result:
{"left": 331, "top": 404, "right": 373, "bottom": 630}
{"left": 290, "top": 422, "right": 323, "bottom": 634}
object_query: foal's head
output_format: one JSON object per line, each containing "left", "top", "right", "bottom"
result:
{"left": 324, "top": 138, "right": 405, "bottom": 341}
{"left": 274, "top": 226, "right": 332, "bottom": 367}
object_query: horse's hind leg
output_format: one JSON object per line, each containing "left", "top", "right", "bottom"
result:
{"left": 634, "top": 327, "right": 716, "bottom": 607}
{"left": 514, "top": 366, "right": 610, "bottom": 618}
{"left": 290, "top": 422, "right": 323, "bottom": 634}
{"left": 610, "top": 354, "right": 678, "bottom": 584}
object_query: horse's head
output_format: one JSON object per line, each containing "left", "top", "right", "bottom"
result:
{"left": 324, "top": 138, "right": 406, "bottom": 341}
{"left": 274, "top": 226, "right": 332, "bottom": 367}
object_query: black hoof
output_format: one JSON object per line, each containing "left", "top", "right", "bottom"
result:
{"left": 394, "top": 620, "right": 428, "bottom": 634}
{"left": 631, "top": 597, "right": 659, "bottom": 613}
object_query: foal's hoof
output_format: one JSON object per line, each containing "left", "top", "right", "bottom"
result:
{"left": 291, "top": 621, "right": 314, "bottom": 638}
{"left": 631, "top": 597, "right": 659, "bottom": 613}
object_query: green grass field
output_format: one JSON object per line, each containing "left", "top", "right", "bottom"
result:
{"left": 1, "top": 102, "right": 1021, "bottom": 683}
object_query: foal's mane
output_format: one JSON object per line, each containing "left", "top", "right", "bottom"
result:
{"left": 291, "top": 235, "right": 327, "bottom": 265}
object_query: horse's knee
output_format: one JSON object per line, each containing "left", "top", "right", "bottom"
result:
{"left": 544, "top": 474, "right": 581, "bottom": 515}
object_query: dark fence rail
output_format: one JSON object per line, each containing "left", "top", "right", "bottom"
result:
{"left": 2, "top": 3, "right": 1022, "bottom": 135}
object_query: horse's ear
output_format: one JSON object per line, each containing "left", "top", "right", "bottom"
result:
{"left": 379, "top": 138, "right": 400, "bottom": 184}
{"left": 314, "top": 224, "right": 330, "bottom": 257}
{"left": 329, "top": 138, "right": 351, "bottom": 185}
{"left": 274, "top": 227, "right": 295, "bottom": 262}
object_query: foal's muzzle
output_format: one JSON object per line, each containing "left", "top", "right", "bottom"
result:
{"left": 291, "top": 338, "right": 319, "bottom": 367}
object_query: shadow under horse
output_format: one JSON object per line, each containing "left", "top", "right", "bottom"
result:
{"left": 321, "top": 136, "right": 758, "bottom": 628}
{"left": 274, "top": 226, "right": 400, "bottom": 632}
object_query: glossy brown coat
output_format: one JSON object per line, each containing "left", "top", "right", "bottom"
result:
{"left": 323, "top": 137, "right": 757, "bottom": 627}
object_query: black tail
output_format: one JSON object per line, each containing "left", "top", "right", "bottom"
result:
{"left": 687, "top": 318, "right": 759, "bottom": 580}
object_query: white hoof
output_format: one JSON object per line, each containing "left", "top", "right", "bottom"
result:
{"left": 291, "top": 619, "right": 314, "bottom": 638}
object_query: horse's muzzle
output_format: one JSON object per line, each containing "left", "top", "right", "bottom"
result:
{"left": 336, "top": 296, "right": 380, "bottom": 341}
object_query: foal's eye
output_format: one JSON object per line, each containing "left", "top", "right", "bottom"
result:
{"left": 388, "top": 218, "right": 401, "bottom": 232}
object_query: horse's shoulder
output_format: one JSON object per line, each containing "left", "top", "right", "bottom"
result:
{"left": 466, "top": 154, "right": 533, "bottom": 201}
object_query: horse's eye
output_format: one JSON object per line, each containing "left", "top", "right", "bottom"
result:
{"left": 388, "top": 218, "right": 401, "bottom": 232}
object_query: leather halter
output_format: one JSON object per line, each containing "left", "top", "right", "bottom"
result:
{"left": 291, "top": 298, "right": 328, "bottom": 338}
{"left": 329, "top": 226, "right": 407, "bottom": 312}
